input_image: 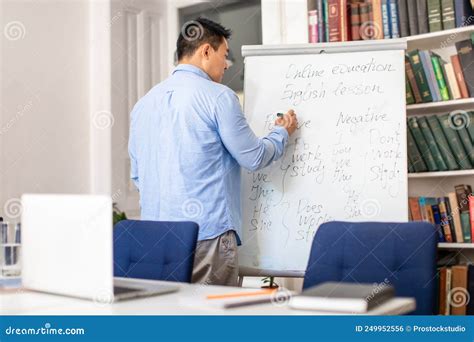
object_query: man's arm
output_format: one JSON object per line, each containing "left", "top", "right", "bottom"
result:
{"left": 213, "top": 89, "right": 295, "bottom": 171}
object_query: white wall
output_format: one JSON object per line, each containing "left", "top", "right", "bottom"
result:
{"left": 0, "top": 0, "right": 111, "bottom": 218}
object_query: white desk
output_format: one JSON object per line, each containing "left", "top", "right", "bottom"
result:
{"left": 0, "top": 278, "right": 415, "bottom": 315}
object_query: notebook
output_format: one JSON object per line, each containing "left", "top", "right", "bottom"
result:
{"left": 289, "top": 282, "right": 395, "bottom": 313}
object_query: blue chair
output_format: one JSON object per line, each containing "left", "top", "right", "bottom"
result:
{"left": 113, "top": 220, "right": 199, "bottom": 283}
{"left": 303, "top": 221, "right": 438, "bottom": 315}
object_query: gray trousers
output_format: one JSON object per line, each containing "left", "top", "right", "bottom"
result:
{"left": 191, "top": 230, "right": 239, "bottom": 286}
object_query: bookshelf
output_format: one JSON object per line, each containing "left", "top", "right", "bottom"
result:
{"left": 407, "top": 98, "right": 474, "bottom": 115}
{"left": 438, "top": 243, "right": 474, "bottom": 249}
{"left": 405, "top": 26, "right": 474, "bottom": 278}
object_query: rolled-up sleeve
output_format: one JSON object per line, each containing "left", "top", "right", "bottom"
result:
{"left": 214, "top": 89, "right": 288, "bottom": 171}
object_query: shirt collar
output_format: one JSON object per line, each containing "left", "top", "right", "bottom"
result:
{"left": 172, "top": 64, "right": 212, "bottom": 81}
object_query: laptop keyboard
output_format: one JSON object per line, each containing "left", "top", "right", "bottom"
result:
{"left": 114, "top": 286, "right": 142, "bottom": 295}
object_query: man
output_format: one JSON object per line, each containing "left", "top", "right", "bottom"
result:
{"left": 128, "top": 17, "right": 297, "bottom": 286}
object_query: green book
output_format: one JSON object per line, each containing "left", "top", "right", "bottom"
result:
{"left": 457, "top": 126, "right": 474, "bottom": 165}
{"left": 460, "top": 211, "right": 472, "bottom": 243}
{"left": 441, "top": 0, "right": 455, "bottom": 29}
{"left": 431, "top": 54, "right": 450, "bottom": 101}
{"left": 407, "top": 50, "right": 433, "bottom": 103}
{"left": 427, "top": 0, "right": 442, "bottom": 32}
{"left": 408, "top": 117, "right": 439, "bottom": 171}
{"left": 418, "top": 116, "right": 448, "bottom": 171}
{"left": 438, "top": 113, "right": 473, "bottom": 169}
{"left": 408, "top": 154, "right": 415, "bottom": 173}
{"left": 426, "top": 115, "right": 459, "bottom": 170}
{"left": 468, "top": 112, "right": 474, "bottom": 142}
{"left": 407, "top": 126, "right": 428, "bottom": 172}
{"left": 324, "top": 0, "right": 329, "bottom": 42}
{"left": 406, "top": 76, "right": 415, "bottom": 104}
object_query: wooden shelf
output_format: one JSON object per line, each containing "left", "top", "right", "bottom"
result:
{"left": 406, "top": 98, "right": 474, "bottom": 115}
{"left": 407, "top": 26, "right": 474, "bottom": 50}
{"left": 438, "top": 243, "right": 474, "bottom": 249}
{"left": 408, "top": 170, "right": 474, "bottom": 179}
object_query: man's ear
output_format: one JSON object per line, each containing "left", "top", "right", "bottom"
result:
{"left": 201, "top": 43, "right": 212, "bottom": 60}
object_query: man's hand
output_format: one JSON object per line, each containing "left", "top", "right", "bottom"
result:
{"left": 275, "top": 109, "right": 298, "bottom": 136}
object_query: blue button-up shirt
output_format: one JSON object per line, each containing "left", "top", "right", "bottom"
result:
{"left": 128, "top": 64, "right": 288, "bottom": 241}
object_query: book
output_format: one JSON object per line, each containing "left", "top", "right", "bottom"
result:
{"left": 441, "top": 0, "right": 456, "bottom": 29}
{"left": 359, "top": 2, "right": 371, "bottom": 40}
{"left": 469, "top": 112, "right": 474, "bottom": 141}
{"left": 455, "top": 39, "right": 474, "bottom": 97}
{"left": 443, "top": 62, "right": 462, "bottom": 99}
{"left": 405, "top": 56, "right": 423, "bottom": 103}
{"left": 470, "top": 196, "right": 474, "bottom": 244}
{"left": 417, "top": 0, "right": 430, "bottom": 34}
{"left": 467, "top": 264, "right": 474, "bottom": 315}
{"left": 438, "top": 198, "right": 453, "bottom": 242}
{"left": 438, "top": 267, "right": 448, "bottom": 314}
{"left": 382, "top": 0, "right": 391, "bottom": 38}
{"left": 407, "top": 50, "right": 433, "bottom": 102}
{"left": 407, "top": 127, "right": 429, "bottom": 172}
{"left": 443, "top": 195, "right": 458, "bottom": 240}
{"left": 430, "top": 54, "right": 450, "bottom": 101}
{"left": 460, "top": 211, "right": 472, "bottom": 242}
{"left": 448, "top": 192, "right": 465, "bottom": 243}
{"left": 407, "top": 0, "right": 419, "bottom": 35}
{"left": 350, "top": 3, "right": 361, "bottom": 40}
{"left": 289, "top": 282, "right": 395, "bottom": 313}
{"left": 340, "top": 0, "right": 349, "bottom": 41}
{"left": 455, "top": 184, "right": 472, "bottom": 212}
{"left": 324, "top": 0, "right": 330, "bottom": 42}
{"left": 409, "top": 197, "right": 423, "bottom": 220}
{"left": 328, "top": 0, "right": 342, "bottom": 41}
{"left": 418, "top": 116, "right": 448, "bottom": 171}
{"left": 451, "top": 54, "right": 470, "bottom": 98}
{"left": 438, "top": 114, "right": 473, "bottom": 169}
{"left": 455, "top": 119, "right": 474, "bottom": 164}
{"left": 389, "top": 0, "right": 400, "bottom": 37}
{"left": 371, "top": 0, "right": 384, "bottom": 39}
{"left": 408, "top": 117, "right": 439, "bottom": 171}
{"left": 406, "top": 77, "right": 415, "bottom": 104}
{"left": 418, "top": 197, "right": 430, "bottom": 221}
{"left": 428, "top": 0, "right": 443, "bottom": 32}
{"left": 397, "top": 0, "right": 410, "bottom": 36}
{"left": 408, "top": 155, "right": 415, "bottom": 173}
{"left": 309, "top": 10, "right": 319, "bottom": 43}
{"left": 317, "top": 0, "right": 326, "bottom": 42}
{"left": 451, "top": 265, "right": 468, "bottom": 315}
{"left": 419, "top": 50, "right": 441, "bottom": 102}
{"left": 432, "top": 203, "right": 447, "bottom": 242}
{"left": 426, "top": 115, "right": 459, "bottom": 170}
{"left": 446, "top": 267, "right": 452, "bottom": 315}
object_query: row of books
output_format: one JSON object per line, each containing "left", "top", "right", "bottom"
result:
{"left": 408, "top": 184, "right": 473, "bottom": 243}
{"left": 437, "top": 263, "right": 474, "bottom": 315}
{"left": 407, "top": 113, "right": 474, "bottom": 173}
{"left": 307, "top": 0, "right": 474, "bottom": 43}
{"left": 406, "top": 37, "right": 474, "bottom": 104}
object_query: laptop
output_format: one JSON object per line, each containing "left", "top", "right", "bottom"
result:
{"left": 21, "top": 194, "right": 178, "bottom": 302}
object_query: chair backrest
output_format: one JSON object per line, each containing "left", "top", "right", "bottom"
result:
{"left": 303, "top": 221, "right": 438, "bottom": 315}
{"left": 113, "top": 220, "right": 199, "bottom": 283}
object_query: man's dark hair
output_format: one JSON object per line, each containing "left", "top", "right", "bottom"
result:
{"left": 177, "top": 17, "right": 231, "bottom": 61}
